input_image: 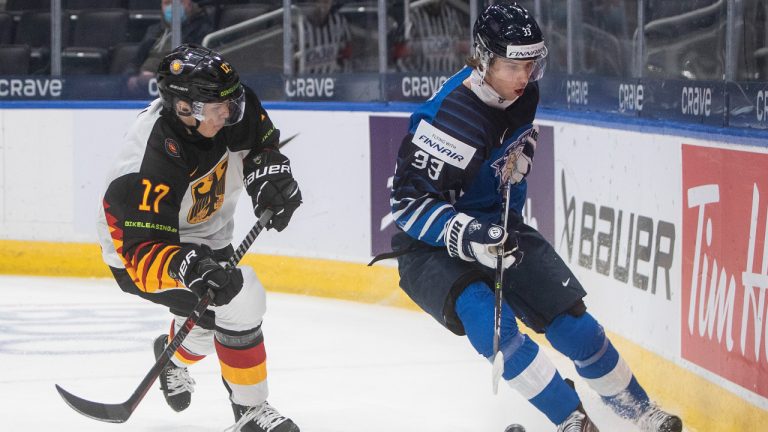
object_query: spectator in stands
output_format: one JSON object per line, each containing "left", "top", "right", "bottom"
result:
{"left": 392, "top": 0, "right": 470, "bottom": 73}
{"left": 295, "top": 0, "right": 351, "bottom": 73}
{"left": 125, "top": 0, "right": 214, "bottom": 94}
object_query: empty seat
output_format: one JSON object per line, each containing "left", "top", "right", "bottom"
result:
{"left": 14, "top": 11, "right": 70, "bottom": 73}
{"left": 0, "top": 44, "right": 31, "bottom": 74}
{"left": 218, "top": 4, "right": 271, "bottom": 29}
{"left": 109, "top": 42, "right": 140, "bottom": 74}
{"left": 128, "top": 0, "right": 160, "bottom": 10}
{"left": 62, "top": 9, "right": 129, "bottom": 75}
{"left": 69, "top": 9, "right": 128, "bottom": 49}
{"left": 4, "top": 0, "right": 50, "bottom": 12}
{"left": 14, "top": 11, "right": 68, "bottom": 48}
{"left": 126, "top": 1, "right": 161, "bottom": 43}
{"left": 0, "top": 13, "right": 13, "bottom": 44}
{"left": 64, "top": 0, "right": 125, "bottom": 9}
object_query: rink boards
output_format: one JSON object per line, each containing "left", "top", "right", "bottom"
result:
{"left": 0, "top": 102, "right": 766, "bottom": 431}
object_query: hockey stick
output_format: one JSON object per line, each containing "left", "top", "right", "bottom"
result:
{"left": 491, "top": 182, "right": 512, "bottom": 394}
{"left": 55, "top": 209, "right": 274, "bottom": 423}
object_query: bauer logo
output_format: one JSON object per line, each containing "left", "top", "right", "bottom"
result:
{"left": 682, "top": 144, "right": 768, "bottom": 398}
{"left": 559, "top": 170, "right": 676, "bottom": 299}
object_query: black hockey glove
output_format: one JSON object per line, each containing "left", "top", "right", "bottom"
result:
{"left": 243, "top": 149, "right": 302, "bottom": 231}
{"left": 444, "top": 213, "right": 520, "bottom": 270}
{"left": 169, "top": 245, "right": 243, "bottom": 306}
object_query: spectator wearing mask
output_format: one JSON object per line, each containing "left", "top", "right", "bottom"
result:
{"left": 125, "top": 0, "right": 214, "bottom": 94}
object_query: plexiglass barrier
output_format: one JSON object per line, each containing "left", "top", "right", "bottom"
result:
{"left": 0, "top": 0, "right": 767, "bottom": 129}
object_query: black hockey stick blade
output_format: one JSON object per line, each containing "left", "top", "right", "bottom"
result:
{"left": 55, "top": 210, "right": 273, "bottom": 423}
{"left": 53, "top": 292, "right": 213, "bottom": 423}
{"left": 55, "top": 384, "right": 132, "bottom": 423}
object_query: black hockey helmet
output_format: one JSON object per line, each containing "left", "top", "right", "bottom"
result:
{"left": 157, "top": 44, "right": 245, "bottom": 125}
{"left": 473, "top": 2, "right": 547, "bottom": 80}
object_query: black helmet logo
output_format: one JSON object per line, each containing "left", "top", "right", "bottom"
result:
{"left": 220, "top": 63, "right": 233, "bottom": 74}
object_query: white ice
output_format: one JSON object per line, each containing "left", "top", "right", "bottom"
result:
{"left": 0, "top": 275, "right": 642, "bottom": 432}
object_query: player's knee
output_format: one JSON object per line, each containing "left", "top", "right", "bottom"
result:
{"left": 213, "top": 267, "right": 266, "bottom": 330}
{"left": 455, "top": 281, "right": 493, "bottom": 314}
{"left": 545, "top": 310, "right": 605, "bottom": 362}
{"left": 456, "top": 281, "right": 520, "bottom": 359}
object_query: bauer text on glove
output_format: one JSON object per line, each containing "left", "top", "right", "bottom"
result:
{"left": 243, "top": 149, "right": 302, "bottom": 231}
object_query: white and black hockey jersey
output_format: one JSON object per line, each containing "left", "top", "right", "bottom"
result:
{"left": 96, "top": 86, "right": 278, "bottom": 293}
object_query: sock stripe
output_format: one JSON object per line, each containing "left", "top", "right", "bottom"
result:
{"left": 506, "top": 346, "right": 557, "bottom": 399}
{"left": 574, "top": 335, "right": 609, "bottom": 368}
{"left": 215, "top": 338, "right": 267, "bottom": 369}
{"left": 582, "top": 356, "right": 633, "bottom": 396}
{"left": 174, "top": 344, "right": 206, "bottom": 364}
{"left": 220, "top": 360, "right": 268, "bottom": 386}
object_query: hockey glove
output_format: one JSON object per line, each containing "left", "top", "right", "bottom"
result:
{"left": 503, "top": 125, "right": 538, "bottom": 185}
{"left": 444, "top": 213, "right": 519, "bottom": 270}
{"left": 169, "top": 245, "right": 243, "bottom": 306}
{"left": 244, "top": 149, "right": 302, "bottom": 231}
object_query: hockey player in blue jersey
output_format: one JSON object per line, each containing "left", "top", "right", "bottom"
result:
{"left": 388, "top": 2, "right": 682, "bottom": 431}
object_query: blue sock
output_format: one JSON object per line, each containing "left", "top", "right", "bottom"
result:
{"left": 547, "top": 312, "right": 650, "bottom": 419}
{"left": 456, "top": 282, "right": 579, "bottom": 424}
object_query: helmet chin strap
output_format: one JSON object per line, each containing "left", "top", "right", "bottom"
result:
{"left": 468, "top": 68, "right": 518, "bottom": 109}
{"left": 173, "top": 102, "right": 206, "bottom": 133}
{"left": 172, "top": 108, "right": 208, "bottom": 138}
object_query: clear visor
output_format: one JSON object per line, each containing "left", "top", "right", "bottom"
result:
{"left": 489, "top": 56, "right": 547, "bottom": 82}
{"left": 191, "top": 91, "right": 246, "bottom": 126}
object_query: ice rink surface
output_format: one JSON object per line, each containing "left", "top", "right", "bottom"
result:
{"left": 0, "top": 275, "right": 647, "bottom": 431}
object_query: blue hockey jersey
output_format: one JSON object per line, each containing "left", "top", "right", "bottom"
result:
{"left": 391, "top": 66, "right": 539, "bottom": 246}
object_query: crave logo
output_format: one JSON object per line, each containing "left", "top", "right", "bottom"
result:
{"left": 682, "top": 144, "right": 768, "bottom": 397}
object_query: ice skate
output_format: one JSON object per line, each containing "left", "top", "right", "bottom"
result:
{"left": 227, "top": 401, "right": 300, "bottom": 432}
{"left": 557, "top": 406, "right": 600, "bottom": 432}
{"left": 635, "top": 405, "right": 683, "bottom": 432}
{"left": 153, "top": 334, "right": 195, "bottom": 412}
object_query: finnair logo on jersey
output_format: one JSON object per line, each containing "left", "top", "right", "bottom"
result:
{"left": 412, "top": 120, "right": 475, "bottom": 169}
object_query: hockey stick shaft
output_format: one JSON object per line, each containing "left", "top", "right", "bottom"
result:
{"left": 55, "top": 209, "right": 274, "bottom": 423}
{"left": 492, "top": 182, "right": 512, "bottom": 394}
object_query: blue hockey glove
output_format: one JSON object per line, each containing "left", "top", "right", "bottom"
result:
{"left": 502, "top": 125, "right": 538, "bottom": 185}
{"left": 444, "top": 213, "right": 519, "bottom": 269}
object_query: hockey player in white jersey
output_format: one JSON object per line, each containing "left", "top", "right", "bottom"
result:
{"left": 96, "top": 44, "right": 301, "bottom": 432}
{"left": 387, "top": 2, "right": 683, "bottom": 431}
